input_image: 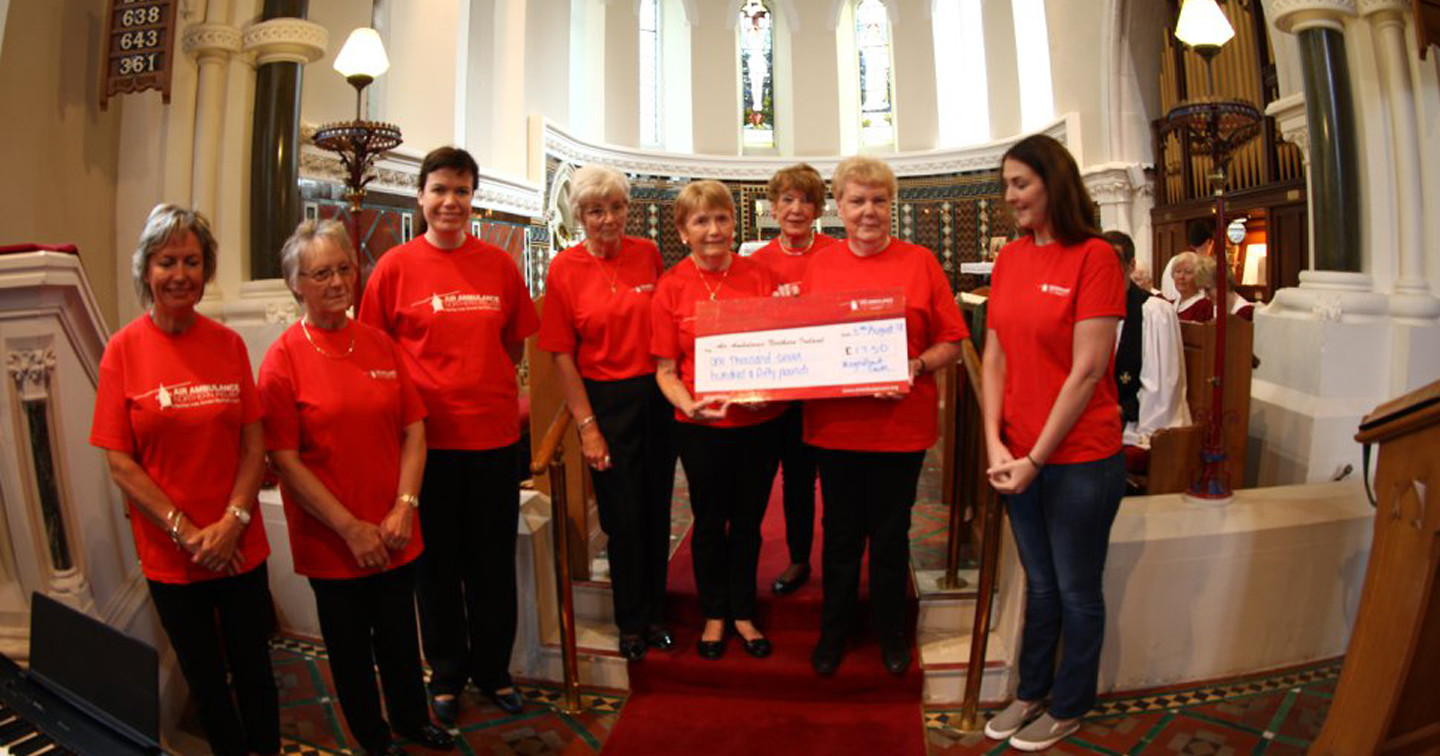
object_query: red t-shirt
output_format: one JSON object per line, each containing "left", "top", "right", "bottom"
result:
{"left": 258, "top": 319, "right": 427, "bottom": 579}
{"left": 537, "top": 237, "right": 664, "bottom": 381}
{"left": 90, "top": 314, "right": 270, "bottom": 584}
{"left": 651, "top": 255, "right": 786, "bottom": 428}
{"left": 749, "top": 232, "right": 837, "bottom": 293}
{"left": 988, "top": 235, "right": 1127, "bottom": 464}
{"left": 801, "top": 239, "right": 970, "bottom": 452}
{"left": 358, "top": 234, "right": 540, "bottom": 450}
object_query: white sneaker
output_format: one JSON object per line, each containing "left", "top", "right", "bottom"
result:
{"left": 1008, "top": 713, "right": 1081, "bottom": 751}
{"left": 983, "top": 699, "right": 1045, "bottom": 740}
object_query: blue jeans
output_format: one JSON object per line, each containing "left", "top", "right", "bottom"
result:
{"left": 1006, "top": 453, "right": 1125, "bottom": 719}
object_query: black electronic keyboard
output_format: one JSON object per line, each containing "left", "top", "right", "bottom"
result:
{"left": 0, "top": 594, "right": 164, "bottom": 755}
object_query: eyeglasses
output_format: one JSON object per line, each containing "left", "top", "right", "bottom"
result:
{"left": 299, "top": 263, "right": 356, "bottom": 283}
{"left": 582, "top": 203, "right": 629, "bottom": 221}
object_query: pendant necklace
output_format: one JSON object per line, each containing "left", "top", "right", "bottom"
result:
{"left": 301, "top": 316, "right": 356, "bottom": 359}
{"left": 693, "top": 256, "right": 731, "bottom": 301}
{"left": 779, "top": 233, "right": 815, "bottom": 256}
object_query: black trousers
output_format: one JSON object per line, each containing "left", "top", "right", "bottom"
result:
{"left": 309, "top": 564, "right": 430, "bottom": 754}
{"left": 585, "top": 375, "right": 677, "bottom": 635}
{"left": 148, "top": 564, "right": 280, "bottom": 756}
{"left": 415, "top": 445, "right": 520, "bottom": 694}
{"left": 775, "top": 404, "right": 818, "bottom": 566}
{"left": 815, "top": 449, "right": 925, "bottom": 643}
{"left": 676, "top": 418, "right": 781, "bottom": 621}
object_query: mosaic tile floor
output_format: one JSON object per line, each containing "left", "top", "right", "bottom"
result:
{"left": 269, "top": 636, "right": 623, "bottom": 756}
{"left": 262, "top": 633, "right": 1339, "bottom": 756}
{"left": 925, "top": 660, "right": 1340, "bottom": 755}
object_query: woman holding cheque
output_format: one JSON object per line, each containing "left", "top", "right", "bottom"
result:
{"left": 801, "top": 156, "right": 968, "bottom": 677}
{"left": 538, "top": 165, "right": 677, "bottom": 662}
{"left": 652, "top": 180, "right": 784, "bottom": 660}
{"left": 260, "top": 221, "right": 453, "bottom": 756}
{"left": 980, "top": 134, "right": 1126, "bottom": 751}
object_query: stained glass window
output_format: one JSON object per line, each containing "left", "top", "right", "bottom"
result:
{"left": 740, "top": 0, "right": 774, "bottom": 149}
{"left": 856, "top": 0, "right": 894, "bottom": 148}
{"left": 639, "top": 0, "right": 661, "bottom": 147}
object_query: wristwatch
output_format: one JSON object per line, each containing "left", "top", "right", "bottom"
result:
{"left": 397, "top": 493, "right": 420, "bottom": 509}
{"left": 227, "top": 505, "right": 252, "bottom": 525}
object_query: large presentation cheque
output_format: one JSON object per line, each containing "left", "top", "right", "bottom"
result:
{"left": 693, "top": 288, "right": 909, "bottom": 402}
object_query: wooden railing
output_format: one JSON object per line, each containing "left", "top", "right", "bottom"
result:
{"left": 953, "top": 339, "right": 1007, "bottom": 732}
{"left": 529, "top": 407, "right": 582, "bottom": 715}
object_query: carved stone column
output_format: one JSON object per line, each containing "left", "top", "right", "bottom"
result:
{"left": 1358, "top": 0, "right": 1440, "bottom": 322}
{"left": 1273, "top": 0, "right": 1362, "bottom": 274}
{"left": 243, "top": 2, "right": 325, "bottom": 281}
{"left": 183, "top": 15, "right": 242, "bottom": 221}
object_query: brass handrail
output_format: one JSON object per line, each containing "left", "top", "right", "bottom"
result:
{"left": 957, "top": 339, "right": 1005, "bottom": 732}
{"left": 529, "top": 407, "right": 582, "bottom": 715}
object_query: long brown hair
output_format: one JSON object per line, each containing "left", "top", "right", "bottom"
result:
{"left": 1001, "top": 134, "right": 1099, "bottom": 247}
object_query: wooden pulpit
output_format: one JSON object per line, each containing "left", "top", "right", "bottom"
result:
{"left": 1310, "top": 378, "right": 1440, "bottom": 754}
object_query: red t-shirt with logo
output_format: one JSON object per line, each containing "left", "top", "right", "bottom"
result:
{"left": 749, "top": 232, "right": 837, "bottom": 293}
{"left": 358, "top": 234, "right": 540, "bottom": 450}
{"left": 90, "top": 314, "right": 270, "bottom": 584}
{"left": 537, "top": 237, "right": 664, "bottom": 381}
{"left": 988, "top": 235, "right": 1127, "bottom": 464}
{"left": 258, "top": 319, "right": 427, "bottom": 579}
{"left": 801, "top": 239, "right": 970, "bottom": 452}
{"left": 651, "top": 255, "right": 786, "bottom": 428}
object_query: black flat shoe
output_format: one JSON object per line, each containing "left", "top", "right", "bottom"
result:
{"left": 881, "top": 642, "right": 912, "bottom": 676}
{"left": 771, "top": 564, "right": 811, "bottom": 596}
{"left": 619, "top": 633, "right": 648, "bottom": 661}
{"left": 398, "top": 723, "right": 455, "bottom": 751}
{"left": 696, "top": 635, "right": 726, "bottom": 660}
{"left": 484, "top": 687, "right": 525, "bottom": 714}
{"left": 429, "top": 695, "right": 459, "bottom": 726}
{"left": 646, "top": 625, "right": 676, "bottom": 650}
{"left": 812, "top": 637, "right": 844, "bottom": 676}
{"left": 741, "top": 635, "right": 773, "bottom": 658}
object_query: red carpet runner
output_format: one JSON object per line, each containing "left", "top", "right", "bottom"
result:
{"left": 601, "top": 477, "right": 925, "bottom": 755}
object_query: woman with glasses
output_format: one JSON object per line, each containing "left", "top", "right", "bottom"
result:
{"left": 538, "top": 165, "right": 677, "bottom": 661}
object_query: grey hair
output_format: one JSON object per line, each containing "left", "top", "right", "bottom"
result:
{"left": 279, "top": 219, "right": 356, "bottom": 301}
{"left": 131, "top": 204, "right": 218, "bottom": 305}
{"left": 568, "top": 165, "right": 631, "bottom": 220}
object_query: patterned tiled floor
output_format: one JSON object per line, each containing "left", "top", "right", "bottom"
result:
{"left": 269, "top": 636, "right": 624, "bottom": 756}
{"left": 925, "top": 660, "right": 1341, "bottom": 755}
{"left": 260, "top": 632, "right": 1339, "bottom": 756}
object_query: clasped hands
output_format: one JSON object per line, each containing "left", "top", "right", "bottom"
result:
{"left": 986, "top": 445, "right": 1040, "bottom": 495}
{"left": 342, "top": 503, "right": 414, "bottom": 571}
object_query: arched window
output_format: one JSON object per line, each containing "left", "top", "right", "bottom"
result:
{"left": 855, "top": 0, "right": 895, "bottom": 149}
{"left": 639, "top": 0, "right": 662, "bottom": 148}
{"left": 739, "top": 0, "right": 774, "bottom": 149}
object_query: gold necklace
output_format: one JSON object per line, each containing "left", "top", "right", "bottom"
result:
{"left": 301, "top": 316, "right": 355, "bottom": 359}
{"left": 592, "top": 250, "right": 621, "bottom": 293}
{"left": 778, "top": 232, "right": 815, "bottom": 255}
{"left": 692, "top": 256, "right": 731, "bottom": 301}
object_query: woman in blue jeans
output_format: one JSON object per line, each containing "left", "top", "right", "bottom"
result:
{"left": 980, "top": 134, "right": 1128, "bottom": 751}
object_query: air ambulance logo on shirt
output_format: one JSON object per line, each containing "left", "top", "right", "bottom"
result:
{"left": 415, "top": 291, "right": 502, "bottom": 314}
{"left": 140, "top": 381, "right": 241, "bottom": 410}
{"left": 1040, "top": 283, "right": 1072, "bottom": 297}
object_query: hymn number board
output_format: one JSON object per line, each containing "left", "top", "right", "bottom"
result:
{"left": 99, "top": 0, "right": 178, "bottom": 110}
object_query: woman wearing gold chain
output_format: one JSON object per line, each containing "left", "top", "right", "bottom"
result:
{"left": 259, "top": 220, "right": 453, "bottom": 756}
{"left": 537, "top": 165, "right": 677, "bottom": 662}
{"left": 651, "top": 180, "right": 784, "bottom": 660}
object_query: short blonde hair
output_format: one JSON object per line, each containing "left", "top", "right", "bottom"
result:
{"left": 1193, "top": 254, "right": 1218, "bottom": 289}
{"left": 131, "top": 204, "right": 218, "bottom": 306}
{"left": 673, "top": 180, "right": 735, "bottom": 231}
{"left": 279, "top": 219, "right": 356, "bottom": 302}
{"left": 767, "top": 163, "right": 827, "bottom": 208}
{"left": 1170, "top": 251, "right": 1201, "bottom": 285}
{"left": 569, "top": 165, "right": 631, "bottom": 220}
{"left": 831, "top": 156, "right": 898, "bottom": 201}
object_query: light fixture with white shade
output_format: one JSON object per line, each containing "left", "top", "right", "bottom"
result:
{"left": 313, "top": 27, "right": 402, "bottom": 216}
{"left": 1174, "top": 0, "right": 1235, "bottom": 60}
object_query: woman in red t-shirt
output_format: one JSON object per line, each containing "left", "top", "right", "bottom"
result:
{"left": 260, "top": 221, "right": 453, "bottom": 756}
{"left": 980, "top": 134, "right": 1127, "bottom": 750}
{"left": 90, "top": 205, "right": 278, "bottom": 756}
{"left": 748, "top": 163, "right": 835, "bottom": 598}
{"left": 800, "top": 157, "right": 968, "bottom": 679}
{"left": 538, "top": 165, "right": 677, "bottom": 662}
{"left": 652, "top": 180, "right": 784, "bottom": 660}
{"left": 358, "top": 147, "right": 540, "bottom": 721}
